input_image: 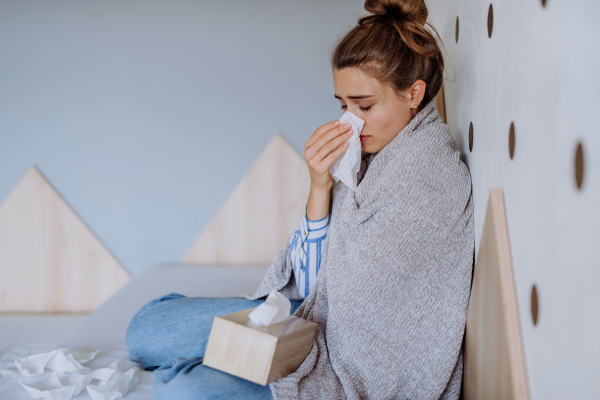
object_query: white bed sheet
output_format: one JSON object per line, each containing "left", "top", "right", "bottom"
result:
{"left": 0, "top": 265, "right": 269, "bottom": 400}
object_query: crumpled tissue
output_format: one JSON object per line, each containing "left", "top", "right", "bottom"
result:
{"left": 19, "top": 371, "right": 77, "bottom": 400}
{"left": 15, "top": 348, "right": 99, "bottom": 376}
{"left": 329, "top": 111, "right": 365, "bottom": 192}
{"left": 86, "top": 358, "right": 139, "bottom": 400}
{"left": 15, "top": 349, "right": 139, "bottom": 400}
{"left": 248, "top": 290, "right": 291, "bottom": 326}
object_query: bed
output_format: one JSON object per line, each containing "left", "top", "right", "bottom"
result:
{"left": 0, "top": 190, "right": 530, "bottom": 399}
{"left": 0, "top": 265, "right": 269, "bottom": 400}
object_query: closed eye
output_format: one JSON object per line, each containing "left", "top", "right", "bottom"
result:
{"left": 340, "top": 105, "right": 372, "bottom": 111}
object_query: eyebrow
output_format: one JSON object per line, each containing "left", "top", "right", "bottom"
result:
{"left": 334, "top": 94, "right": 374, "bottom": 100}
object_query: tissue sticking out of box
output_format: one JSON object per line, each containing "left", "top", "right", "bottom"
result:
{"left": 329, "top": 111, "right": 365, "bottom": 192}
{"left": 248, "top": 290, "right": 291, "bottom": 326}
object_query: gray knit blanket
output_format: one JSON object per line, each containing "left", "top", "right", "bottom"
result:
{"left": 245, "top": 98, "right": 474, "bottom": 400}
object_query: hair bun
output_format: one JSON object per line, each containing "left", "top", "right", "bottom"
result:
{"left": 364, "top": 0, "right": 427, "bottom": 25}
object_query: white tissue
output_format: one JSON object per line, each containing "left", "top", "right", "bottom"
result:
{"left": 46, "top": 349, "right": 100, "bottom": 374}
{"left": 15, "top": 348, "right": 99, "bottom": 377}
{"left": 86, "top": 359, "right": 140, "bottom": 400}
{"left": 19, "top": 372, "right": 76, "bottom": 400}
{"left": 14, "top": 350, "right": 58, "bottom": 377}
{"left": 329, "top": 111, "right": 365, "bottom": 192}
{"left": 248, "top": 290, "right": 291, "bottom": 326}
{"left": 65, "top": 367, "right": 115, "bottom": 395}
{"left": 16, "top": 350, "right": 139, "bottom": 400}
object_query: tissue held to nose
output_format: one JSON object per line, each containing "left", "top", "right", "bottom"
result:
{"left": 329, "top": 111, "right": 365, "bottom": 192}
{"left": 248, "top": 290, "right": 291, "bottom": 326}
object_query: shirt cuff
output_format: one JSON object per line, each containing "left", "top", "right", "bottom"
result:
{"left": 303, "top": 205, "right": 329, "bottom": 239}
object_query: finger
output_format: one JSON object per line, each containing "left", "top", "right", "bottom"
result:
{"left": 314, "top": 129, "right": 352, "bottom": 161}
{"left": 314, "top": 123, "right": 353, "bottom": 158}
{"left": 305, "top": 123, "right": 352, "bottom": 160}
{"left": 305, "top": 120, "right": 341, "bottom": 150}
{"left": 321, "top": 140, "right": 350, "bottom": 169}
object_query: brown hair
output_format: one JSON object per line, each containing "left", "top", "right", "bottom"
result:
{"left": 332, "top": 0, "right": 444, "bottom": 113}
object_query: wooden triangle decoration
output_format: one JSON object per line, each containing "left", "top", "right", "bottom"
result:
{"left": 0, "top": 167, "right": 130, "bottom": 313}
{"left": 435, "top": 83, "right": 447, "bottom": 124}
{"left": 463, "top": 188, "right": 530, "bottom": 400}
{"left": 182, "top": 133, "right": 311, "bottom": 265}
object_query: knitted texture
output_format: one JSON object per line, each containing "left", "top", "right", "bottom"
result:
{"left": 244, "top": 98, "right": 474, "bottom": 399}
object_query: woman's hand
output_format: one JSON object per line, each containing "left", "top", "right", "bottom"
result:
{"left": 304, "top": 120, "right": 352, "bottom": 191}
{"left": 303, "top": 120, "right": 352, "bottom": 221}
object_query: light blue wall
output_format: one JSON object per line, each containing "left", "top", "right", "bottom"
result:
{"left": 0, "top": 0, "right": 365, "bottom": 275}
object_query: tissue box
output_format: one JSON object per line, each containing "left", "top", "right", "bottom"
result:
{"left": 203, "top": 307, "right": 317, "bottom": 386}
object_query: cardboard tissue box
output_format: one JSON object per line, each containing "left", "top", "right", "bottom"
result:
{"left": 203, "top": 306, "right": 317, "bottom": 385}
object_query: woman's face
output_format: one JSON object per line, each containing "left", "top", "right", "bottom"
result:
{"left": 333, "top": 67, "right": 426, "bottom": 154}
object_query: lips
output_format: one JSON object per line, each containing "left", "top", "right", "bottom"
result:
{"left": 359, "top": 135, "right": 370, "bottom": 143}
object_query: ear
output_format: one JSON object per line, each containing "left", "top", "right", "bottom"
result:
{"left": 410, "top": 79, "right": 427, "bottom": 104}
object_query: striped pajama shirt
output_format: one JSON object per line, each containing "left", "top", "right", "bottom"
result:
{"left": 289, "top": 205, "right": 329, "bottom": 299}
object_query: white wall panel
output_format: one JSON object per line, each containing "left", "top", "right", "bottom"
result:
{"left": 428, "top": 1, "right": 599, "bottom": 398}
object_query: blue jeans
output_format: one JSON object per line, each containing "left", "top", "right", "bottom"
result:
{"left": 126, "top": 293, "right": 303, "bottom": 400}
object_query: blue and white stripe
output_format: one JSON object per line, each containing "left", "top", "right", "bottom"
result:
{"left": 289, "top": 205, "right": 329, "bottom": 298}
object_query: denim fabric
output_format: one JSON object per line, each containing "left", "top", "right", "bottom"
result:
{"left": 153, "top": 357, "right": 274, "bottom": 400}
{"left": 126, "top": 294, "right": 303, "bottom": 399}
{"left": 127, "top": 294, "right": 266, "bottom": 370}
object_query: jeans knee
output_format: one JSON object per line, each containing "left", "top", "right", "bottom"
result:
{"left": 153, "top": 359, "right": 273, "bottom": 400}
{"left": 126, "top": 293, "right": 186, "bottom": 368}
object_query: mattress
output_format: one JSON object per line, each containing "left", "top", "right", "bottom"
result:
{"left": 0, "top": 265, "right": 269, "bottom": 400}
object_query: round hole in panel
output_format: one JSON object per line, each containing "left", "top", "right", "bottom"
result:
{"left": 487, "top": 4, "right": 494, "bottom": 38}
{"left": 509, "top": 122, "right": 516, "bottom": 160}
{"left": 575, "top": 142, "right": 585, "bottom": 190}
{"left": 455, "top": 16, "right": 459, "bottom": 43}
{"left": 531, "top": 284, "right": 539, "bottom": 326}
{"left": 468, "top": 122, "right": 473, "bottom": 152}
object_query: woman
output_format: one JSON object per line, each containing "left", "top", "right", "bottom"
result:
{"left": 126, "top": 0, "right": 474, "bottom": 399}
